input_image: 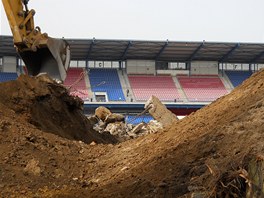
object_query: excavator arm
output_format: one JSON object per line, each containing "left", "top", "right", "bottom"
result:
{"left": 2, "top": 0, "right": 70, "bottom": 81}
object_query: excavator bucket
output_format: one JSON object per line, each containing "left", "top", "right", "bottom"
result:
{"left": 19, "top": 38, "right": 70, "bottom": 81}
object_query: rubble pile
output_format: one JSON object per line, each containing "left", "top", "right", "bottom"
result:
{"left": 89, "top": 104, "right": 165, "bottom": 142}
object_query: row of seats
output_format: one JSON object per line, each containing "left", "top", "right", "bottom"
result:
{"left": 225, "top": 71, "right": 252, "bottom": 87}
{"left": 178, "top": 76, "right": 228, "bottom": 102}
{"left": 126, "top": 115, "right": 153, "bottom": 125}
{"left": 128, "top": 76, "right": 180, "bottom": 101}
{"left": 89, "top": 69, "right": 125, "bottom": 101}
{"left": 0, "top": 72, "right": 18, "bottom": 82}
{"left": 65, "top": 70, "right": 253, "bottom": 102}
{"left": 0, "top": 70, "right": 253, "bottom": 102}
{"left": 63, "top": 68, "right": 89, "bottom": 100}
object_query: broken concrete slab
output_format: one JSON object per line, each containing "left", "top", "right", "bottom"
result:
{"left": 95, "top": 106, "right": 112, "bottom": 121}
{"left": 145, "top": 95, "right": 178, "bottom": 128}
{"left": 105, "top": 113, "right": 125, "bottom": 124}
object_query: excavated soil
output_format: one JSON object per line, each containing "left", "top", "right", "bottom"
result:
{"left": 0, "top": 70, "right": 264, "bottom": 197}
{"left": 0, "top": 74, "right": 116, "bottom": 145}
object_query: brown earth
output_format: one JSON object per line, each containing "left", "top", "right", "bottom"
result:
{"left": 0, "top": 70, "right": 264, "bottom": 197}
{"left": 0, "top": 74, "right": 117, "bottom": 145}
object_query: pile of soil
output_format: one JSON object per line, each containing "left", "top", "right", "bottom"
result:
{"left": 0, "top": 70, "right": 264, "bottom": 197}
{"left": 0, "top": 74, "right": 116, "bottom": 144}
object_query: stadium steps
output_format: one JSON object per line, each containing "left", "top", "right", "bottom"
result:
{"left": 85, "top": 70, "right": 94, "bottom": 101}
{"left": 117, "top": 70, "right": 130, "bottom": 102}
{"left": 118, "top": 70, "right": 136, "bottom": 102}
{"left": 220, "top": 72, "right": 234, "bottom": 93}
{"left": 172, "top": 76, "right": 188, "bottom": 102}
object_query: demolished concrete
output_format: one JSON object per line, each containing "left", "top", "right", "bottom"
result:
{"left": 90, "top": 96, "right": 174, "bottom": 141}
{"left": 95, "top": 106, "right": 125, "bottom": 124}
{"left": 145, "top": 95, "right": 178, "bottom": 128}
{"left": 95, "top": 106, "right": 112, "bottom": 121}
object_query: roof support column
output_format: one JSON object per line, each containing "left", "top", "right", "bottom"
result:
{"left": 218, "top": 43, "right": 239, "bottom": 63}
{"left": 86, "top": 38, "right": 96, "bottom": 61}
{"left": 119, "top": 61, "right": 122, "bottom": 70}
{"left": 187, "top": 41, "right": 205, "bottom": 62}
{"left": 120, "top": 41, "right": 132, "bottom": 61}
{"left": 155, "top": 39, "right": 169, "bottom": 60}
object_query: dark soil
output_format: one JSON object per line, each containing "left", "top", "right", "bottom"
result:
{"left": 0, "top": 74, "right": 116, "bottom": 144}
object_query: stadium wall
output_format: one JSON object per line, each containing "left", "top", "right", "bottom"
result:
{"left": 126, "top": 60, "right": 155, "bottom": 75}
{"left": 191, "top": 61, "right": 218, "bottom": 75}
{"left": 2, "top": 56, "right": 16, "bottom": 72}
{"left": 157, "top": 70, "right": 189, "bottom": 76}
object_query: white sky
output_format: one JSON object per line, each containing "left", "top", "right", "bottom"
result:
{"left": 1, "top": 0, "right": 264, "bottom": 42}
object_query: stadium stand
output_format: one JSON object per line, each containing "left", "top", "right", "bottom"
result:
{"left": 225, "top": 70, "right": 253, "bottom": 87}
{"left": 0, "top": 72, "right": 18, "bottom": 82}
{"left": 178, "top": 76, "right": 228, "bottom": 102}
{"left": 126, "top": 115, "right": 153, "bottom": 125}
{"left": 89, "top": 69, "right": 125, "bottom": 101}
{"left": 63, "top": 68, "right": 89, "bottom": 100}
{"left": 128, "top": 75, "right": 181, "bottom": 101}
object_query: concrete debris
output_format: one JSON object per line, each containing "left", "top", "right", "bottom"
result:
{"left": 91, "top": 97, "right": 176, "bottom": 141}
{"left": 105, "top": 123, "right": 126, "bottom": 136}
{"left": 129, "top": 123, "right": 145, "bottom": 135}
{"left": 95, "top": 106, "right": 112, "bottom": 121}
{"left": 105, "top": 113, "right": 125, "bottom": 124}
{"left": 88, "top": 115, "right": 100, "bottom": 126}
{"left": 145, "top": 95, "right": 178, "bottom": 128}
{"left": 35, "top": 73, "right": 54, "bottom": 84}
{"left": 147, "top": 120, "right": 163, "bottom": 133}
{"left": 127, "top": 120, "right": 163, "bottom": 138}
{"left": 92, "top": 120, "right": 105, "bottom": 132}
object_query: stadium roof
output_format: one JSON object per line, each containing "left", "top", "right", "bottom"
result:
{"left": 1, "top": 35, "right": 264, "bottom": 64}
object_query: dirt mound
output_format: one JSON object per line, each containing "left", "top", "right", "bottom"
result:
{"left": 0, "top": 70, "right": 264, "bottom": 197}
{"left": 0, "top": 74, "right": 116, "bottom": 144}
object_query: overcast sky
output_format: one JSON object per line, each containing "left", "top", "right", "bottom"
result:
{"left": 1, "top": 0, "right": 264, "bottom": 42}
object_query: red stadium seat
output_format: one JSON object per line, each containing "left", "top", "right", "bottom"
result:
{"left": 63, "top": 68, "right": 89, "bottom": 100}
{"left": 128, "top": 75, "right": 180, "bottom": 101}
{"left": 178, "top": 76, "right": 228, "bottom": 102}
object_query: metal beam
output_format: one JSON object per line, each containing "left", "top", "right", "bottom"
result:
{"left": 218, "top": 43, "right": 239, "bottom": 63}
{"left": 86, "top": 38, "right": 96, "bottom": 59}
{"left": 155, "top": 39, "right": 169, "bottom": 60}
{"left": 120, "top": 41, "right": 132, "bottom": 60}
{"left": 250, "top": 50, "right": 264, "bottom": 63}
{"left": 187, "top": 41, "right": 205, "bottom": 62}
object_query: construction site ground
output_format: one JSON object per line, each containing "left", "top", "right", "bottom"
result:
{"left": 0, "top": 70, "right": 264, "bottom": 197}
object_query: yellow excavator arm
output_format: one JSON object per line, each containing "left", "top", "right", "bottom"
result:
{"left": 2, "top": 0, "right": 70, "bottom": 81}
